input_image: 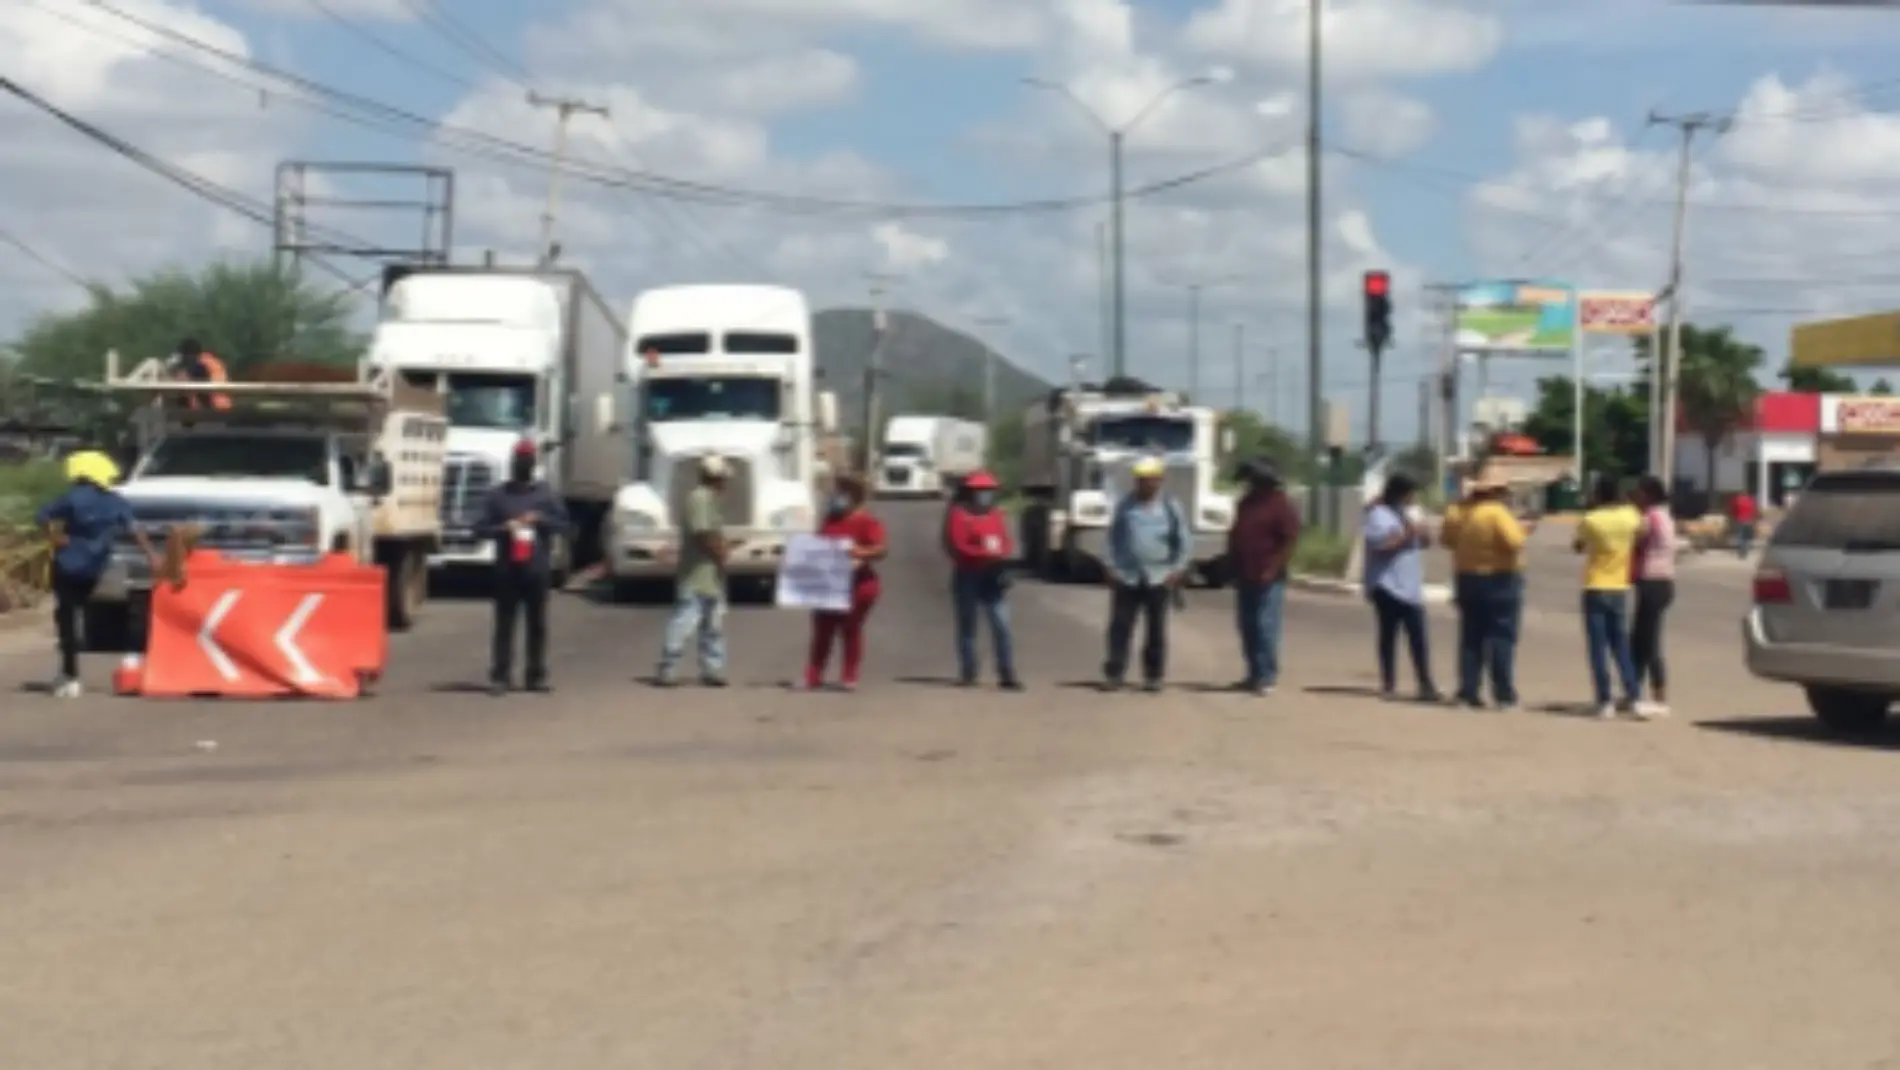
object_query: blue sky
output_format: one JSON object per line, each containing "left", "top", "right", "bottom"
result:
{"left": 9, "top": 0, "right": 1900, "bottom": 441}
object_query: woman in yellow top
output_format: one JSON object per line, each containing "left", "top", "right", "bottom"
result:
{"left": 1447, "top": 478, "right": 1529, "bottom": 709}
{"left": 1572, "top": 476, "right": 1642, "bottom": 717}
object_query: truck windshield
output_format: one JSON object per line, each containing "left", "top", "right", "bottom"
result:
{"left": 883, "top": 443, "right": 924, "bottom": 457}
{"left": 646, "top": 377, "right": 780, "bottom": 421}
{"left": 400, "top": 371, "right": 537, "bottom": 430}
{"left": 1090, "top": 416, "right": 1194, "bottom": 453}
{"left": 140, "top": 435, "right": 329, "bottom": 483}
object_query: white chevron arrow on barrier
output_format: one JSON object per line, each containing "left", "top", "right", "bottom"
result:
{"left": 197, "top": 590, "right": 241, "bottom": 682}
{"left": 273, "top": 594, "right": 325, "bottom": 685}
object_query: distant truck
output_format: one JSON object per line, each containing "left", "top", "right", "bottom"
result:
{"left": 89, "top": 352, "right": 447, "bottom": 647}
{"left": 602, "top": 284, "right": 836, "bottom": 600}
{"left": 364, "top": 265, "right": 628, "bottom": 580}
{"left": 875, "top": 415, "right": 987, "bottom": 498}
{"left": 1017, "top": 377, "right": 1235, "bottom": 584}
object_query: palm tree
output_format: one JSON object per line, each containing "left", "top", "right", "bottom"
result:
{"left": 1675, "top": 324, "right": 1763, "bottom": 499}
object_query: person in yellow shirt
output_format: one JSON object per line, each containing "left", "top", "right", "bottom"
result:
{"left": 1573, "top": 476, "right": 1642, "bottom": 717}
{"left": 1448, "top": 477, "right": 1529, "bottom": 709}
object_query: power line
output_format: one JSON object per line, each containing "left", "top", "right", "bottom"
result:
{"left": 0, "top": 227, "right": 89, "bottom": 290}
{"left": 300, "top": 0, "right": 477, "bottom": 90}
{"left": 77, "top": 0, "right": 1275, "bottom": 220}
{"left": 395, "top": 0, "right": 536, "bottom": 86}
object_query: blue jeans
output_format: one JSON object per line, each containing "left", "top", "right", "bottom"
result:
{"left": 952, "top": 571, "right": 1016, "bottom": 681}
{"left": 1582, "top": 589, "right": 1640, "bottom": 707}
{"left": 1370, "top": 587, "right": 1434, "bottom": 694}
{"left": 1455, "top": 573, "right": 1522, "bottom": 706}
{"left": 658, "top": 590, "right": 727, "bottom": 679}
{"left": 1235, "top": 580, "right": 1286, "bottom": 687}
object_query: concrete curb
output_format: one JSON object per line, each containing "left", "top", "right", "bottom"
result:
{"left": 1290, "top": 575, "right": 1453, "bottom": 605}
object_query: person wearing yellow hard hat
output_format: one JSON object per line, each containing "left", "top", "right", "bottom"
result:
{"left": 36, "top": 450, "right": 159, "bottom": 698}
{"left": 1103, "top": 454, "right": 1191, "bottom": 691}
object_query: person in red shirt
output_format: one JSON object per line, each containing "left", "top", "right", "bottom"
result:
{"left": 944, "top": 470, "right": 1022, "bottom": 689}
{"left": 805, "top": 473, "right": 886, "bottom": 690}
{"left": 1729, "top": 491, "right": 1757, "bottom": 558}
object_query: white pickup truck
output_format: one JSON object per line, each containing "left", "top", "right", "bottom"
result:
{"left": 87, "top": 353, "right": 446, "bottom": 648}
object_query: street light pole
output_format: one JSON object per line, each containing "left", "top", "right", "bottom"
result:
{"left": 1187, "top": 282, "right": 1200, "bottom": 399}
{"left": 972, "top": 314, "right": 1011, "bottom": 423}
{"left": 1304, "top": 0, "right": 1324, "bottom": 521}
{"left": 1023, "top": 72, "right": 1229, "bottom": 381}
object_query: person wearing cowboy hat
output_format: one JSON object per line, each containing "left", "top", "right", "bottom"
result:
{"left": 1103, "top": 454, "right": 1191, "bottom": 691}
{"left": 478, "top": 437, "right": 570, "bottom": 695}
{"left": 1447, "top": 474, "right": 1528, "bottom": 709}
{"left": 656, "top": 453, "right": 732, "bottom": 687}
{"left": 1227, "top": 458, "right": 1300, "bottom": 695}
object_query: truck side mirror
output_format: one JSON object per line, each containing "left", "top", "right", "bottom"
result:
{"left": 359, "top": 454, "right": 393, "bottom": 497}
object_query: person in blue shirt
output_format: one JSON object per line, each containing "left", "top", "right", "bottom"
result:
{"left": 1103, "top": 456, "right": 1191, "bottom": 692}
{"left": 1361, "top": 472, "right": 1440, "bottom": 701}
{"left": 36, "top": 451, "right": 158, "bottom": 698}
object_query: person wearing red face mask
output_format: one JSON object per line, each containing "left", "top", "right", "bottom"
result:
{"left": 804, "top": 473, "right": 886, "bottom": 690}
{"left": 944, "top": 469, "right": 1021, "bottom": 689}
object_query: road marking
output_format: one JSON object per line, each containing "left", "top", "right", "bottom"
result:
{"left": 198, "top": 590, "right": 241, "bottom": 682}
{"left": 274, "top": 594, "right": 324, "bottom": 684}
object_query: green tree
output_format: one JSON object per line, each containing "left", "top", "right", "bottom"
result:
{"left": 1874, "top": 378, "right": 1894, "bottom": 395}
{"left": 986, "top": 410, "right": 1026, "bottom": 490}
{"left": 11, "top": 261, "right": 363, "bottom": 381}
{"left": 1675, "top": 324, "right": 1763, "bottom": 496}
{"left": 1521, "top": 376, "right": 1648, "bottom": 478}
{"left": 1219, "top": 410, "right": 1311, "bottom": 483}
{"left": 1782, "top": 363, "right": 1856, "bottom": 393}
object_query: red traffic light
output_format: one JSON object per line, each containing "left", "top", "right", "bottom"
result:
{"left": 1363, "top": 270, "right": 1389, "bottom": 297}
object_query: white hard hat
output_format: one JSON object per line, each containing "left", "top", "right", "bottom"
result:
{"left": 699, "top": 454, "right": 728, "bottom": 477}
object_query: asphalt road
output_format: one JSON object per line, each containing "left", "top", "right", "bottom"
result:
{"left": 3, "top": 502, "right": 1897, "bottom": 1068}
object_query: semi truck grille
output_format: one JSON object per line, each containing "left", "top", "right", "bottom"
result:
{"left": 441, "top": 456, "right": 495, "bottom": 529}
{"left": 667, "top": 455, "right": 754, "bottom": 527}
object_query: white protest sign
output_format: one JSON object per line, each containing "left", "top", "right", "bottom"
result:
{"left": 775, "top": 533, "right": 854, "bottom": 611}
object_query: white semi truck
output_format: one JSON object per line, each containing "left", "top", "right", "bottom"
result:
{"left": 364, "top": 266, "right": 628, "bottom": 579}
{"left": 1017, "top": 378, "right": 1235, "bottom": 584}
{"left": 602, "top": 284, "right": 835, "bottom": 599}
{"left": 89, "top": 353, "right": 447, "bottom": 647}
{"left": 875, "top": 415, "right": 986, "bottom": 498}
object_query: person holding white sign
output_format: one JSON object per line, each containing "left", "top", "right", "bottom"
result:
{"left": 803, "top": 474, "right": 887, "bottom": 691}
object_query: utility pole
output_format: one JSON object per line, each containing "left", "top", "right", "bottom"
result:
{"left": 1425, "top": 282, "right": 1460, "bottom": 499}
{"left": 1232, "top": 322, "right": 1245, "bottom": 411}
{"left": 1110, "top": 131, "right": 1125, "bottom": 378}
{"left": 1187, "top": 282, "right": 1201, "bottom": 399}
{"left": 972, "top": 314, "right": 1010, "bottom": 423}
{"left": 1418, "top": 378, "right": 1431, "bottom": 451}
{"left": 1096, "top": 221, "right": 1110, "bottom": 373}
{"left": 1648, "top": 109, "right": 1728, "bottom": 490}
{"left": 1303, "top": 0, "right": 1324, "bottom": 520}
{"left": 526, "top": 92, "right": 609, "bottom": 265}
{"left": 860, "top": 273, "right": 902, "bottom": 472}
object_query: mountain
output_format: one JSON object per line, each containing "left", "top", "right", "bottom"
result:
{"left": 812, "top": 308, "right": 1052, "bottom": 431}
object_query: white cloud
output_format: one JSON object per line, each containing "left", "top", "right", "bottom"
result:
{"left": 1183, "top": 0, "right": 1503, "bottom": 82}
{"left": 872, "top": 222, "right": 950, "bottom": 269}
{"left": 233, "top": 0, "right": 415, "bottom": 19}
{"left": 1466, "top": 73, "right": 1900, "bottom": 369}
{"left": 1340, "top": 87, "right": 1435, "bottom": 158}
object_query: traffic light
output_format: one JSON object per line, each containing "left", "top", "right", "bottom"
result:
{"left": 1363, "top": 270, "right": 1391, "bottom": 353}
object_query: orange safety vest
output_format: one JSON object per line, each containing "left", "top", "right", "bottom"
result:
{"left": 184, "top": 352, "right": 231, "bottom": 410}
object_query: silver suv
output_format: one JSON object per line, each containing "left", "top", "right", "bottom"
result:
{"left": 1745, "top": 466, "right": 1900, "bottom": 733}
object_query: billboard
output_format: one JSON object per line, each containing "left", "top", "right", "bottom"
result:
{"left": 1579, "top": 291, "right": 1655, "bottom": 334}
{"left": 1791, "top": 310, "right": 1900, "bottom": 369}
{"left": 1830, "top": 396, "right": 1900, "bottom": 435}
{"left": 1455, "top": 280, "right": 1575, "bottom": 353}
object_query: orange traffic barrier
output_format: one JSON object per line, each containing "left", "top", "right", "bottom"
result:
{"left": 136, "top": 550, "right": 387, "bottom": 699}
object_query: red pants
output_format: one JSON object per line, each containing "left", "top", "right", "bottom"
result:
{"left": 807, "top": 578, "right": 879, "bottom": 685}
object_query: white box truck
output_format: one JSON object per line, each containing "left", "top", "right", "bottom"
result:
{"left": 364, "top": 266, "right": 628, "bottom": 581}
{"left": 602, "top": 284, "right": 836, "bottom": 599}
{"left": 875, "top": 415, "right": 987, "bottom": 498}
{"left": 1017, "top": 378, "right": 1236, "bottom": 584}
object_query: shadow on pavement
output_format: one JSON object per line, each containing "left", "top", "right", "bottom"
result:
{"left": 1302, "top": 684, "right": 1383, "bottom": 699}
{"left": 1695, "top": 716, "right": 1900, "bottom": 751}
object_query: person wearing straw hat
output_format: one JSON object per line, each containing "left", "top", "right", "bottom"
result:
{"left": 1447, "top": 474, "right": 1529, "bottom": 709}
{"left": 1103, "top": 454, "right": 1191, "bottom": 691}
{"left": 656, "top": 453, "right": 732, "bottom": 687}
{"left": 36, "top": 450, "right": 159, "bottom": 698}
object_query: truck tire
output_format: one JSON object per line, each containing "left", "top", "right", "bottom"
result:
{"left": 385, "top": 547, "right": 425, "bottom": 631}
{"left": 1805, "top": 686, "right": 1890, "bottom": 734}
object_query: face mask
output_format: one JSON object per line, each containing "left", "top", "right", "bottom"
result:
{"left": 827, "top": 495, "right": 851, "bottom": 514}
{"left": 509, "top": 458, "right": 534, "bottom": 483}
{"left": 970, "top": 491, "right": 995, "bottom": 509}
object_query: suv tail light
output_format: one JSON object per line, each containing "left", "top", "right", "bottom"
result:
{"left": 1753, "top": 568, "right": 1793, "bottom": 604}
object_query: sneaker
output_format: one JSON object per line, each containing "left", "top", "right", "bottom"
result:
{"left": 1594, "top": 703, "right": 1617, "bottom": 719}
{"left": 700, "top": 676, "right": 729, "bottom": 688}
{"left": 487, "top": 680, "right": 509, "bottom": 697}
{"left": 1495, "top": 702, "right": 1520, "bottom": 712}
{"left": 1633, "top": 701, "right": 1669, "bottom": 720}
{"left": 652, "top": 673, "right": 678, "bottom": 688}
{"left": 1417, "top": 688, "right": 1445, "bottom": 704}
{"left": 525, "top": 679, "right": 551, "bottom": 694}
{"left": 1141, "top": 679, "right": 1164, "bottom": 693}
{"left": 52, "top": 677, "right": 81, "bottom": 699}
{"left": 998, "top": 678, "right": 1024, "bottom": 691}
{"left": 957, "top": 677, "right": 977, "bottom": 688}
{"left": 1101, "top": 678, "right": 1125, "bottom": 692}
{"left": 839, "top": 680, "right": 858, "bottom": 692}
